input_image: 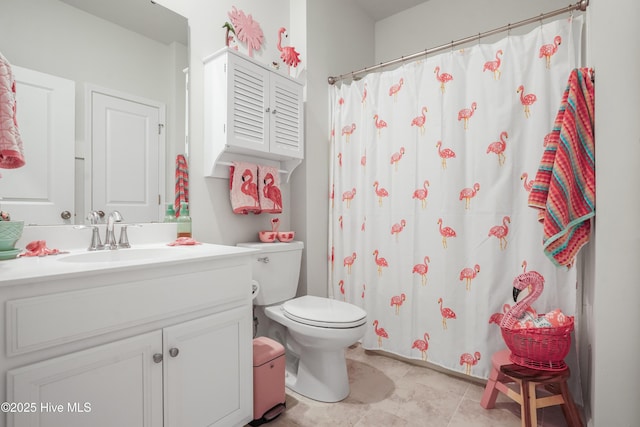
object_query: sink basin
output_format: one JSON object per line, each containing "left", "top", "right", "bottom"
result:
{"left": 58, "top": 248, "right": 176, "bottom": 263}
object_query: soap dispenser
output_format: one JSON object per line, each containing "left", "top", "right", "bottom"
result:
{"left": 177, "top": 202, "right": 192, "bottom": 238}
{"left": 163, "top": 204, "right": 176, "bottom": 223}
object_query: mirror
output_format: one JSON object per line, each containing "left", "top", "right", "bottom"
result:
{"left": 0, "top": 0, "right": 188, "bottom": 225}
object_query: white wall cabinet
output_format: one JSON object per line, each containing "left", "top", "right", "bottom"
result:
{"left": 8, "top": 309, "right": 251, "bottom": 427}
{"left": 204, "top": 48, "right": 304, "bottom": 181}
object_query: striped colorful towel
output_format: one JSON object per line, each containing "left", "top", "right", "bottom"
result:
{"left": 528, "top": 68, "right": 595, "bottom": 267}
{"left": 174, "top": 154, "right": 189, "bottom": 217}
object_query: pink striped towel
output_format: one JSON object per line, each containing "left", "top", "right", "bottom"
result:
{"left": 174, "top": 154, "right": 189, "bottom": 217}
{"left": 0, "top": 52, "right": 25, "bottom": 171}
{"left": 258, "top": 165, "right": 282, "bottom": 213}
{"left": 230, "top": 162, "right": 261, "bottom": 214}
{"left": 528, "top": 68, "right": 595, "bottom": 267}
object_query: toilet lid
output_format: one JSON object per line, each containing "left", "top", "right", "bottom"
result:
{"left": 283, "top": 295, "right": 367, "bottom": 328}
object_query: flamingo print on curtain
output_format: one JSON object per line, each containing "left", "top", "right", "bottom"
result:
{"left": 328, "top": 16, "right": 584, "bottom": 380}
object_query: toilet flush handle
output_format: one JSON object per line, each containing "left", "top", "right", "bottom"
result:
{"left": 257, "top": 256, "right": 270, "bottom": 263}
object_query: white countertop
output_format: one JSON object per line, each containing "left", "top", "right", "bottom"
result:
{"left": 0, "top": 243, "right": 258, "bottom": 288}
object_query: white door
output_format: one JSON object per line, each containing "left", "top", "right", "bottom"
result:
{"left": 163, "top": 309, "right": 253, "bottom": 427}
{"left": 0, "top": 66, "right": 75, "bottom": 225}
{"left": 89, "top": 88, "right": 165, "bottom": 223}
{"left": 7, "top": 331, "right": 163, "bottom": 427}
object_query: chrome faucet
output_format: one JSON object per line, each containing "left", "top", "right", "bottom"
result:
{"left": 105, "top": 210, "right": 123, "bottom": 250}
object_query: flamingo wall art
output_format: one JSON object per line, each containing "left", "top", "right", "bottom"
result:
{"left": 328, "top": 17, "right": 582, "bottom": 380}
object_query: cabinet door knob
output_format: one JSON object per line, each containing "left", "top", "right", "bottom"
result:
{"left": 169, "top": 347, "right": 180, "bottom": 358}
{"left": 153, "top": 353, "right": 163, "bottom": 363}
{"left": 60, "top": 210, "right": 72, "bottom": 220}
{"left": 265, "top": 107, "right": 271, "bottom": 113}
{"left": 272, "top": 109, "right": 277, "bottom": 114}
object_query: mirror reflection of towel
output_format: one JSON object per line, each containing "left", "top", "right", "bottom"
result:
{"left": 258, "top": 165, "right": 282, "bottom": 213}
{"left": 230, "top": 162, "right": 261, "bottom": 214}
{"left": 0, "top": 52, "right": 25, "bottom": 171}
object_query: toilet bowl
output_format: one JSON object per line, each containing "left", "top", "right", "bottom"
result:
{"left": 237, "top": 241, "right": 367, "bottom": 402}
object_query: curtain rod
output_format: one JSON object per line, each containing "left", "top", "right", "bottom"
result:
{"left": 327, "top": 0, "right": 589, "bottom": 85}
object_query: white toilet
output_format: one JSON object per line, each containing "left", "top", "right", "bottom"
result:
{"left": 238, "top": 241, "right": 367, "bottom": 403}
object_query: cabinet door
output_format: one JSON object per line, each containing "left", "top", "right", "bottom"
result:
{"left": 163, "top": 308, "right": 253, "bottom": 427}
{"left": 7, "top": 331, "right": 163, "bottom": 427}
{"left": 227, "top": 54, "right": 270, "bottom": 154}
{"left": 270, "top": 73, "right": 304, "bottom": 159}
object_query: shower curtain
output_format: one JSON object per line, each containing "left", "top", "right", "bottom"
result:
{"left": 329, "top": 16, "right": 583, "bottom": 380}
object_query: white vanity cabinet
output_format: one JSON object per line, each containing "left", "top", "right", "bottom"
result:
{"left": 1, "top": 244, "right": 256, "bottom": 427}
{"left": 204, "top": 48, "right": 304, "bottom": 180}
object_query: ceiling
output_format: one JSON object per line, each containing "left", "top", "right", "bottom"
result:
{"left": 352, "top": 0, "right": 428, "bottom": 21}
{"left": 59, "top": 0, "right": 187, "bottom": 45}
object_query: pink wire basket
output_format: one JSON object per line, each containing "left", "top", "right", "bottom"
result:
{"left": 500, "top": 315, "right": 574, "bottom": 371}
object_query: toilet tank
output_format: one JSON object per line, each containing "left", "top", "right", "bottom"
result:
{"left": 237, "top": 241, "right": 303, "bottom": 306}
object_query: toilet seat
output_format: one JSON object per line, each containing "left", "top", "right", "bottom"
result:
{"left": 283, "top": 295, "right": 367, "bottom": 329}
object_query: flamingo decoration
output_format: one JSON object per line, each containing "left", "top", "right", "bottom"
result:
{"left": 411, "top": 332, "right": 430, "bottom": 361}
{"left": 501, "top": 269, "right": 546, "bottom": 329}
{"left": 373, "top": 114, "right": 388, "bottom": 136}
{"left": 459, "top": 264, "right": 481, "bottom": 291}
{"left": 459, "top": 183, "right": 480, "bottom": 210}
{"left": 361, "top": 150, "right": 367, "bottom": 168}
{"left": 412, "top": 256, "right": 430, "bottom": 286}
{"left": 488, "top": 216, "right": 511, "bottom": 250}
{"left": 517, "top": 85, "right": 537, "bottom": 118}
{"left": 240, "top": 169, "right": 259, "bottom": 207}
{"left": 436, "top": 141, "right": 456, "bottom": 169}
{"left": 373, "top": 181, "right": 389, "bottom": 207}
{"left": 390, "top": 147, "right": 405, "bottom": 171}
{"left": 338, "top": 280, "right": 345, "bottom": 301}
{"left": 262, "top": 173, "right": 282, "bottom": 211}
{"left": 411, "top": 106, "right": 428, "bottom": 135}
{"left": 486, "top": 131, "right": 508, "bottom": 166}
{"left": 483, "top": 49, "right": 503, "bottom": 80}
{"left": 434, "top": 66, "right": 453, "bottom": 93}
{"left": 361, "top": 83, "right": 368, "bottom": 105}
{"left": 342, "top": 123, "right": 356, "bottom": 142}
{"left": 520, "top": 172, "right": 534, "bottom": 192}
{"left": 438, "top": 297, "right": 457, "bottom": 330}
{"left": 390, "top": 293, "right": 406, "bottom": 315}
{"left": 438, "top": 218, "right": 457, "bottom": 249}
{"left": 373, "top": 250, "right": 388, "bottom": 277}
{"left": 337, "top": 152, "right": 342, "bottom": 167}
{"left": 277, "top": 27, "right": 301, "bottom": 72}
{"left": 460, "top": 351, "right": 482, "bottom": 375}
{"left": 342, "top": 188, "right": 356, "bottom": 208}
{"left": 362, "top": 284, "right": 366, "bottom": 299}
{"left": 373, "top": 320, "right": 388, "bottom": 347}
{"left": 390, "top": 219, "right": 406, "bottom": 242}
{"left": 457, "top": 102, "right": 477, "bottom": 130}
{"left": 388, "top": 78, "right": 404, "bottom": 101}
{"left": 343, "top": 252, "right": 357, "bottom": 274}
{"left": 337, "top": 215, "right": 343, "bottom": 230}
{"left": 412, "top": 180, "right": 430, "bottom": 209}
{"left": 539, "top": 35, "right": 562, "bottom": 69}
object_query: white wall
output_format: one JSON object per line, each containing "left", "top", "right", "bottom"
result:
{"left": 590, "top": 0, "right": 640, "bottom": 425}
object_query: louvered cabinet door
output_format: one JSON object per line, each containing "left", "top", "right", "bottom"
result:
{"left": 270, "top": 73, "right": 304, "bottom": 159}
{"left": 226, "top": 55, "right": 270, "bottom": 154}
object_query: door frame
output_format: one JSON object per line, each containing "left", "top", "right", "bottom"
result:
{"left": 83, "top": 85, "right": 166, "bottom": 223}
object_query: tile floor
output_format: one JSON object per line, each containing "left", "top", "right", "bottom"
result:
{"left": 255, "top": 343, "right": 583, "bottom": 427}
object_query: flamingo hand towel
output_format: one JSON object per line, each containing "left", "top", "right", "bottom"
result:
{"left": 0, "top": 52, "right": 25, "bottom": 170}
{"left": 258, "top": 165, "right": 282, "bottom": 213}
{"left": 528, "top": 68, "right": 595, "bottom": 267}
{"left": 230, "top": 162, "right": 261, "bottom": 214}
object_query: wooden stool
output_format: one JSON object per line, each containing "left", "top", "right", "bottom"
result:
{"left": 480, "top": 349, "right": 583, "bottom": 427}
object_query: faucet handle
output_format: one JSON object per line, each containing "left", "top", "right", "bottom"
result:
{"left": 74, "top": 225, "right": 104, "bottom": 251}
{"left": 118, "top": 223, "right": 142, "bottom": 249}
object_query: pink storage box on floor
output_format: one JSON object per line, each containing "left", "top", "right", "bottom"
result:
{"left": 251, "top": 337, "right": 286, "bottom": 426}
